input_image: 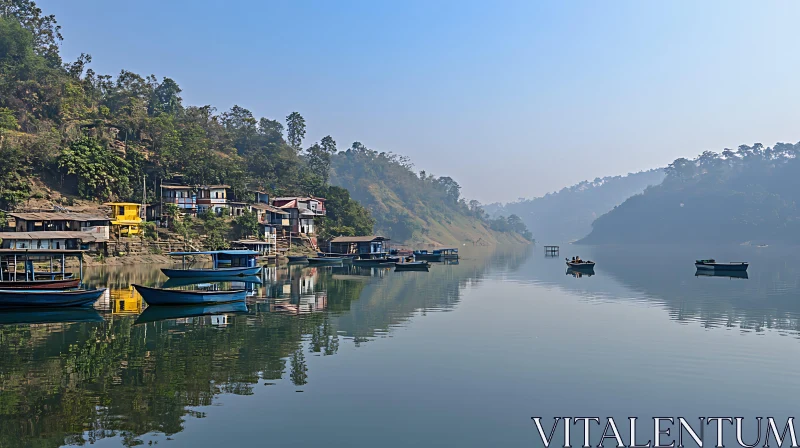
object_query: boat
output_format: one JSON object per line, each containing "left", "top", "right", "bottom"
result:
{"left": 695, "top": 270, "right": 749, "bottom": 279}
{"left": 566, "top": 258, "right": 595, "bottom": 269}
{"left": 0, "top": 308, "right": 104, "bottom": 325}
{"left": 0, "top": 278, "right": 80, "bottom": 290}
{"left": 694, "top": 259, "right": 749, "bottom": 271}
{"left": 161, "top": 250, "right": 262, "bottom": 278}
{"left": 353, "top": 257, "right": 395, "bottom": 267}
{"left": 134, "top": 302, "right": 249, "bottom": 324}
{"left": 287, "top": 255, "right": 308, "bottom": 263}
{"left": 307, "top": 257, "right": 345, "bottom": 266}
{"left": 434, "top": 248, "right": 459, "bottom": 260}
{"left": 0, "top": 288, "right": 106, "bottom": 308}
{"left": 413, "top": 250, "right": 444, "bottom": 262}
{"left": 132, "top": 284, "right": 247, "bottom": 306}
{"left": 395, "top": 261, "right": 430, "bottom": 271}
{"left": 161, "top": 275, "right": 262, "bottom": 289}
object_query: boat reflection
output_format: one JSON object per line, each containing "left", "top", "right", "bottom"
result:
{"left": 566, "top": 267, "right": 594, "bottom": 278}
{"left": 0, "top": 308, "right": 103, "bottom": 325}
{"left": 134, "top": 302, "right": 249, "bottom": 324}
{"left": 695, "top": 269, "right": 749, "bottom": 279}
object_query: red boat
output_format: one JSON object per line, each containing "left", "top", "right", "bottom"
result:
{"left": 0, "top": 278, "right": 80, "bottom": 290}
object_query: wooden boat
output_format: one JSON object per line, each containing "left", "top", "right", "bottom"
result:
{"left": 135, "top": 302, "right": 248, "bottom": 324}
{"left": 161, "top": 275, "right": 262, "bottom": 289}
{"left": 0, "top": 278, "right": 80, "bottom": 290}
{"left": 287, "top": 255, "right": 308, "bottom": 263}
{"left": 132, "top": 284, "right": 247, "bottom": 306}
{"left": 0, "top": 308, "right": 103, "bottom": 325}
{"left": 566, "top": 258, "right": 595, "bottom": 269}
{"left": 161, "top": 250, "right": 262, "bottom": 278}
{"left": 413, "top": 250, "right": 444, "bottom": 262}
{"left": 694, "top": 259, "right": 749, "bottom": 271}
{"left": 395, "top": 261, "right": 430, "bottom": 271}
{"left": 307, "top": 257, "right": 345, "bottom": 266}
{"left": 0, "top": 288, "right": 106, "bottom": 308}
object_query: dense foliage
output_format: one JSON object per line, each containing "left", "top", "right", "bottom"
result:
{"left": 486, "top": 170, "right": 665, "bottom": 242}
{"left": 580, "top": 143, "right": 800, "bottom": 244}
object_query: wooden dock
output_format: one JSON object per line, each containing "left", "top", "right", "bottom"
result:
{"left": 544, "top": 246, "right": 559, "bottom": 257}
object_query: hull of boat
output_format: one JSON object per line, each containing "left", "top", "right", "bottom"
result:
{"left": 133, "top": 284, "right": 247, "bottom": 306}
{"left": 160, "top": 275, "right": 262, "bottom": 289}
{"left": 307, "top": 257, "right": 344, "bottom": 266}
{"left": 160, "top": 266, "right": 262, "bottom": 278}
{"left": 694, "top": 263, "right": 748, "bottom": 271}
{"left": 414, "top": 253, "right": 444, "bottom": 262}
{"left": 135, "top": 302, "right": 248, "bottom": 324}
{"left": 0, "top": 278, "right": 80, "bottom": 290}
{"left": 0, "top": 308, "right": 103, "bottom": 325}
{"left": 395, "top": 262, "right": 430, "bottom": 271}
{"left": 287, "top": 256, "right": 308, "bottom": 263}
{"left": 0, "top": 288, "right": 106, "bottom": 308}
{"left": 695, "top": 270, "right": 749, "bottom": 279}
{"left": 566, "top": 262, "right": 595, "bottom": 269}
{"left": 353, "top": 258, "right": 395, "bottom": 267}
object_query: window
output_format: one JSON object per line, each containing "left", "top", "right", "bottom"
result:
{"left": 118, "top": 206, "right": 125, "bottom": 215}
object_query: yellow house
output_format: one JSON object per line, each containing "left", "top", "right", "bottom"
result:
{"left": 105, "top": 202, "right": 143, "bottom": 236}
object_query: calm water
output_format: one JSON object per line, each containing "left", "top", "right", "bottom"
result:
{"left": 2, "top": 244, "right": 799, "bottom": 447}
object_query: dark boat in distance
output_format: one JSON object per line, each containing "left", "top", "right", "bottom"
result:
{"left": 307, "top": 257, "right": 345, "bottom": 266}
{"left": 395, "top": 261, "right": 430, "bottom": 271}
{"left": 413, "top": 250, "right": 444, "bottom": 262}
{"left": 695, "top": 270, "right": 749, "bottom": 279}
{"left": 695, "top": 259, "right": 749, "bottom": 271}
{"left": 566, "top": 258, "right": 595, "bottom": 269}
{"left": 287, "top": 255, "right": 308, "bottom": 263}
{"left": 132, "top": 284, "right": 247, "bottom": 306}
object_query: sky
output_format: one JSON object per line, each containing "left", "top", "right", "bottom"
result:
{"left": 39, "top": 0, "right": 800, "bottom": 203}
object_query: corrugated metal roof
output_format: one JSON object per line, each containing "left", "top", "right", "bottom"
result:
{"left": 330, "top": 236, "right": 389, "bottom": 243}
{"left": 0, "top": 231, "right": 103, "bottom": 242}
{"left": 161, "top": 184, "right": 194, "bottom": 190}
{"left": 250, "top": 203, "right": 289, "bottom": 214}
{"left": 8, "top": 212, "right": 109, "bottom": 222}
{"left": 273, "top": 197, "right": 326, "bottom": 202}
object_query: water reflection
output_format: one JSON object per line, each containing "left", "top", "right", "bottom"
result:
{"left": 0, "top": 246, "right": 526, "bottom": 447}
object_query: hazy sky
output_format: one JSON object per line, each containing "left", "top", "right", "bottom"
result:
{"left": 40, "top": 0, "right": 800, "bottom": 203}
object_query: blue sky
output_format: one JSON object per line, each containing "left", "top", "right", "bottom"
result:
{"left": 40, "top": 0, "right": 800, "bottom": 203}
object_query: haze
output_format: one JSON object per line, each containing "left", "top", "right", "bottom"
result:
{"left": 41, "top": 0, "right": 800, "bottom": 203}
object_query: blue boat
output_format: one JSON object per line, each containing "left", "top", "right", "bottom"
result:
{"left": 161, "top": 250, "right": 262, "bottom": 278}
{"left": 307, "top": 256, "right": 345, "bottom": 266}
{"left": 133, "top": 284, "right": 247, "bottom": 306}
{"left": 161, "top": 275, "right": 263, "bottom": 289}
{"left": 135, "top": 302, "right": 248, "bottom": 324}
{"left": 0, "top": 308, "right": 104, "bottom": 325}
{"left": 0, "top": 288, "right": 106, "bottom": 308}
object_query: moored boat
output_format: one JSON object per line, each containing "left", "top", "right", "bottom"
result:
{"left": 395, "top": 261, "right": 430, "bottom": 271}
{"left": 0, "top": 288, "right": 106, "bottom": 308}
{"left": 132, "top": 284, "right": 247, "bottom": 306}
{"left": 0, "top": 278, "right": 80, "bottom": 290}
{"left": 287, "top": 255, "right": 308, "bottom": 263}
{"left": 413, "top": 250, "right": 444, "bottom": 262}
{"left": 566, "top": 258, "right": 595, "bottom": 269}
{"left": 160, "top": 275, "right": 262, "bottom": 289}
{"left": 161, "top": 250, "right": 262, "bottom": 278}
{"left": 694, "top": 259, "right": 749, "bottom": 271}
{"left": 307, "top": 257, "right": 345, "bottom": 266}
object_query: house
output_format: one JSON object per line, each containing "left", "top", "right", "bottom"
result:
{"left": 105, "top": 202, "right": 143, "bottom": 236}
{"left": 197, "top": 185, "right": 230, "bottom": 215}
{"left": 328, "top": 236, "right": 390, "bottom": 255}
{"left": 272, "top": 197, "right": 326, "bottom": 235}
{"left": 229, "top": 202, "right": 248, "bottom": 217}
{"left": 161, "top": 184, "right": 197, "bottom": 214}
{"left": 0, "top": 231, "right": 105, "bottom": 251}
{"left": 8, "top": 212, "right": 110, "bottom": 241}
{"left": 250, "top": 203, "right": 289, "bottom": 227}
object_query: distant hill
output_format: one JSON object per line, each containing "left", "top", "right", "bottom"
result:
{"left": 486, "top": 170, "right": 665, "bottom": 243}
{"left": 579, "top": 143, "right": 800, "bottom": 244}
{"left": 330, "top": 144, "right": 531, "bottom": 246}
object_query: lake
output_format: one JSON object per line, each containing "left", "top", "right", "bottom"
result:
{"left": 1, "top": 244, "right": 799, "bottom": 447}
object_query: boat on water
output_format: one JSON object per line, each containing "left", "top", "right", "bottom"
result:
{"left": 0, "top": 288, "right": 106, "bottom": 308}
{"left": 395, "top": 261, "right": 430, "bottom": 271}
{"left": 566, "top": 258, "right": 595, "bottom": 269}
{"left": 134, "top": 301, "right": 248, "bottom": 324}
{"left": 0, "top": 308, "right": 104, "bottom": 325}
{"left": 161, "top": 275, "right": 262, "bottom": 289}
{"left": 161, "top": 250, "right": 262, "bottom": 278}
{"left": 413, "top": 250, "right": 444, "bottom": 262}
{"left": 132, "top": 284, "right": 247, "bottom": 306}
{"left": 0, "top": 278, "right": 80, "bottom": 290}
{"left": 307, "top": 257, "right": 345, "bottom": 266}
{"left": 694, "top": 259, "right": 749, "bottom": 271}
{"left": 287, "top": 255, "right": 308, "bottom": 263}
{"left": 435, "top": 248, "right": 459, "bottom": 260}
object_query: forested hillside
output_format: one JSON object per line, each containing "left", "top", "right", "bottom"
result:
{"left": 331, "top": 146, "right": 532, "bottom": 245}
{"left": 579, "top": 143, "right": 800, "bottom": 244}
{"left": 0, "top": 0, "right": 530, "bottom": 245}
{"left": 486, "top": 170, "right": 665, "bottom": 242}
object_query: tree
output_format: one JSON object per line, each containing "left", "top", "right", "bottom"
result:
{"left": 149, "top": 77, "right": 182, "bottom": 116}
{"left": 286, "top": 111, "right": 305, "bottom": 151}
{"left": 58, "top": 137, "right": 131, "bottom": 200}
{"left": 0, "top": 107, "right": 17, "bottom": 130}
{"left": 306, "top": 143, "right": 331, "bottom": 186}
{"left": 0, "top": 0, "right": 62, "bottom": 63}
{"left": 233, "top": 210, "right": 259, "bottom": 239}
